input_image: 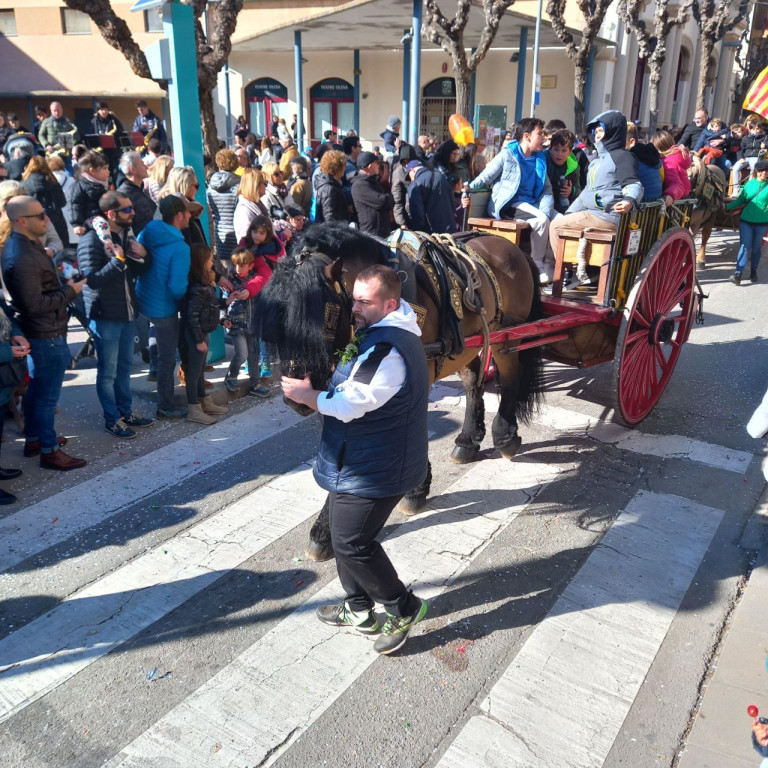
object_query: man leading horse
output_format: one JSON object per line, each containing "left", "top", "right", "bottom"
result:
{"left": 282, "top": 264, "right": 430, "bottom": 655}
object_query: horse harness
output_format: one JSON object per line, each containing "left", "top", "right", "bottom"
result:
{"left": 387, "top": 230, "right": 503, "bottom": 380}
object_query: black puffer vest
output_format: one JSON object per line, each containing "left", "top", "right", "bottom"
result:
{"left": 313, "top": 324, "right": 429, "bottom": 498}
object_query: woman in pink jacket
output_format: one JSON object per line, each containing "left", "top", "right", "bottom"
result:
{"left": 651, "top": 130, "right": 691, "bottom": 205}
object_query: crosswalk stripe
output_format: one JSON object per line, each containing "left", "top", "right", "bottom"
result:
{"left": 103, "top": 457, "right": 560, "bottom": 767}
{"left": 429, "top": 384, "right": 753, "bottom": 473}
{"left": 0, "top": 406, "right": 304, "bottom": 574}
{"left": 434, "top": 490, "right": 724, "bottom": 767}
{"left": 0, "top": 464, "right": 324, "bottom": 724}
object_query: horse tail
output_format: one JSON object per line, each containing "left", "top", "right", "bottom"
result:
{"left": 514, "top": 254, "right": 545, "bottom": 425}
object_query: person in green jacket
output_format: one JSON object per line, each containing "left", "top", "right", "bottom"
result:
{"left": 726, "top": 158, "right": 768, "bottom": 285}
{"left": 545, "top": 130, "right": 581, "bottom": 215}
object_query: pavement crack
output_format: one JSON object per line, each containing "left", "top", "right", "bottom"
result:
{"left": 252, "top": 726, "right": 301, "bottom": 768}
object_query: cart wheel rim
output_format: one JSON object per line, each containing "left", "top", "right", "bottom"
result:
{"left": 614, "top": 228, "right": 696, "bottom": 426}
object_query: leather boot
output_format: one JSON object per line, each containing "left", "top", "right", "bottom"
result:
{"left": 186, "top": 403, "right": 217, "bottom": 425}
{"left": 201, "top": 396, "right": 228, "bottom": 415}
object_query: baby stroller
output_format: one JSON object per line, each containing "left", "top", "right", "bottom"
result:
{"left": 53, "top": 248, "right": 96, "bottom": 368}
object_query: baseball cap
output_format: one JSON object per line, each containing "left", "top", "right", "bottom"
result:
{"left": 405, "top": 160, "right": 422, "bottom": 173}
{"left": 356, "top": 151, "right": 378, "bottom": 169}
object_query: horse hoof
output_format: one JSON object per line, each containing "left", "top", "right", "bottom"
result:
{"left": 305, "top": 541, "right": 334, "bottom": 562}
{"left": 497, "top": 435, "right": 522, "bottom": 459}
{"left": 397, "top": 496, "right": 427, "bottom": 516}
{"left": 450, "top": 444, "right": 479, "bottom": 464}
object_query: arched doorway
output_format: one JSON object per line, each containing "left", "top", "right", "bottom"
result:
{"left": 420, "top": 77, "right": 456, "bottom": 143}
{"left": 244, "top": 77, "right": 289, "bottom": 138}
{"left": 310, "top": 78, "right": 355, "bottom": 142}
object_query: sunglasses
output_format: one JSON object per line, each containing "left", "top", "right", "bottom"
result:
{"left": 19, "top": 212, "right": 46, "bottom": 221}
{"left": 110, "top": 206, "right": 134, "bottom": 214}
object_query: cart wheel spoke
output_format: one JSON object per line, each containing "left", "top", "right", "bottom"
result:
{"left": 614, "top": 229, "right": 696, "bottom": 426}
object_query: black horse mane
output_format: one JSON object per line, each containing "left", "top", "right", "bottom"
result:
{"left": 257, "top": 223, "right": 390, "bottom": 379}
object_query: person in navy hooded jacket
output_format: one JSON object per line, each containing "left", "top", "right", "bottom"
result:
{"left": 469, "top": 117, "right": 555, "bottom": 284}
{"left": 549, "top": 110, "right": 643, "bottom": 284}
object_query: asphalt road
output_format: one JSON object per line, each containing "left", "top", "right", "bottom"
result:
{"left": 0, "top": 228, "right": 765, "bottom": 768}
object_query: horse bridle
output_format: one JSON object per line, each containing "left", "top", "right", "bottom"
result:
{"left": 295, "top": 248, "right": 354, "bottom": 354}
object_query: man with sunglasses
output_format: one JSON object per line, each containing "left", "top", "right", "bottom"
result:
{"left": 78, "top": 191, "right": 154, "bottom": 439}
{"left": 3, "top": 196, "right": 87, "bottom": 470}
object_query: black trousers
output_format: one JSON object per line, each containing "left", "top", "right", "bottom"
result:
{"left": 329, "top": 491, "right": 419, "bottom": 618}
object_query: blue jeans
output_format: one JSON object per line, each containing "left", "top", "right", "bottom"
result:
{"left": 148, "top": 315, "right": 180, "bottom": 411}
{"left": 229, "top": 333, "right": 258, "bottom": 384}
{"left": 89, "top": 318, "right": 135, "bottom": 425}
{"left": 736, "top": 221, "right": 768, "bottom": 273}
{"left": 25, "top": 336, "right": 71, "bottom": 452}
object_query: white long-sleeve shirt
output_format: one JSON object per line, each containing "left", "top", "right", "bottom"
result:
{"left": 316, "top": 300, "right": 422, "bottom": 424}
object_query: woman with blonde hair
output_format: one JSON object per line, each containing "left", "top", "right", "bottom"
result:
{"left": 260, "top": 161, "right": 298, "bottom": 221}
{"left": 159, "top": 165, "right": 207, "bottom": 245}
{"left": 234, "top": 167, "right": 269, "bottom": 242}
{"left": 145, "top": 155, "right": 174, "bottom": 203}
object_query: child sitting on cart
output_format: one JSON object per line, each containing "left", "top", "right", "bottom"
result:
{"left": 548, "top": 110, "right": 643, "bottom": 286}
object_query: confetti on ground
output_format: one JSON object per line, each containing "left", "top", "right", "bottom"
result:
{"left": 146, "top": 667, "right": 158, "bottom": 681}
{"left": 294, "top": 580, "right": 304, "bottom": 587}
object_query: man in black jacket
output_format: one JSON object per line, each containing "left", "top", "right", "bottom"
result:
{"left": 350, "top": 152, "right": 395, "bottom": 237}
{"left": 116, "top": 151, "right": 156, "bottom": 236}
{"left": 406, "top": 160, "right": 457, "bottom": 233}
{"left": 3, "top": 196, "right": 87, "bottom": 470}
{"left": 78, "top": 191, "right": 153, "bottom": 439}
{"left": 678, "top": 109, "right": 708, "bottom": 150}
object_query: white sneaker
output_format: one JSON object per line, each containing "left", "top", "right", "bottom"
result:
{"left": 539, "top": 271, "right": 552, "bottom": 286}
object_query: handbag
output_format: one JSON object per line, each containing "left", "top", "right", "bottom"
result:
{"left": 0, "top": 357, "right": 26, "bottom": 389}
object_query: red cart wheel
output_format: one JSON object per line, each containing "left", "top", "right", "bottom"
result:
{"left": 613, "top": 228, "right": 696, "bottom": 426}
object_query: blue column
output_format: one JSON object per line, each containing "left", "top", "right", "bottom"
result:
{"left": 163, "top": 0, "right": 208, "bottom": 238}
{"left": 294, "top": 30, "right": 304, "bottom": 149}
{"left": 584, "top": 45, "right": 596, "bottom": 121}
{"left": 408, "top": 0, "right": 422, "bottom": 146}
{"left": 353, "top": 49, "right": 360, "bottom": 136}
{"left": 402, "top": 31, "right": 411, "bottom": 142}
{"left": 515, "top": 27, "right": 528, "bottom": 123}
{"left": 469, "top": 47, "right": 477, "bottom": 119}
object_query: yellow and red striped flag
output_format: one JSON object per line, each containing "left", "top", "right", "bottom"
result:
{"left": 744, "top": 65, "right": 768, "bottom": 118}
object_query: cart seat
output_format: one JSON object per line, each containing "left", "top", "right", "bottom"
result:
{"left": 467, "top": 217, "right": 531, "bottom": 248}
{"left": 551, "top": 226, "right": 616, "bottom": 302}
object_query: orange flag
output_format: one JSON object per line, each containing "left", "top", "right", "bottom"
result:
{"left": 744, "top": 65, "right": 768, "bottom": 118}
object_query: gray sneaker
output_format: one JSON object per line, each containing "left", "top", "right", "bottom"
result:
{"left": 373, "top": 597, "right": 428, "bottom": 655}
{"left": 316, "top": 602, "right": 380, "bottom": 634}
{"left": 105, "top": 418, "right": 137, "bottom": 439}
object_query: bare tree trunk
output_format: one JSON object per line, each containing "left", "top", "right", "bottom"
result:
{"left": 574, "top": 63, "right": 588, "bottom": 133}
{"left": 697, "top": 38, "right": 715, "bottom": 110}
{"left": 455, "top": 71, "right": 472, "bottom": 121}
{"left": 648, "top": 68, "right": 662, "bottom": 134}
{"left": 199, "top": 85, "right": 218, "bottom": 161}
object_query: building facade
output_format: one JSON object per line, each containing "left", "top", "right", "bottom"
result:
{"left": 0, "top": 0, "right": 750, "bottom": 150}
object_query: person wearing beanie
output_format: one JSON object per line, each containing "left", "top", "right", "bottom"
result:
{"left": 725, "top": 158, "right": 768, "bottom": 285}
{"left": 380, "top": 116, "right": 402, "bottom": 158}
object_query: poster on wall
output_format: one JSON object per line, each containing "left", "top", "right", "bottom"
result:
{"left": 473, "top": 105, "right": 508, "bottom": 148}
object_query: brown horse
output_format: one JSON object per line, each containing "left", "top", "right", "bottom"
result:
{"left": 258, "top": 223, "right": 544, "bottom": 560}
{"left": 687, "top": 153, "right": 727, "bottom": 268}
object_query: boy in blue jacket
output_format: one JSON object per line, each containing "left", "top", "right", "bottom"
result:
{"left": 137, "top": 195, "right": 191, "bottom": 419}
